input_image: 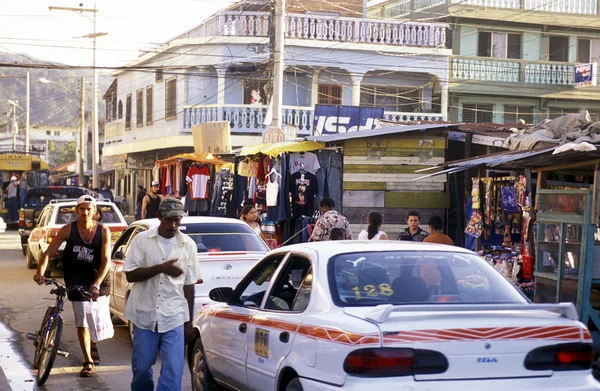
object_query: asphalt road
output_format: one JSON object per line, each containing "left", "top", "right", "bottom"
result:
{"left": 0, "top": 230, "right": 193, "bottom": 391}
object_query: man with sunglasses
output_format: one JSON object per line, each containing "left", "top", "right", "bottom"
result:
{"left": 141, "top": 181, "right": 162, "bottom": 219}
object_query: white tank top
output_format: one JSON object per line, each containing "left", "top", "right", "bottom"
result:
{"left": 358, "top": 230, "right": 386, "bottom": 240}
{"left": 266, "top": 176, "right": 279, "bottom": 207}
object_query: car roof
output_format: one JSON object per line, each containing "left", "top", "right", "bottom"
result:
{"left": 269, "top": 240, "right": 476, "bottom": 258}
{"left": 131, "top": 216, "right": 251, "bottom": 229}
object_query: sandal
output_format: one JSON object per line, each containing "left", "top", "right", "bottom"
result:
{"left": 91, "top": 345, "right": 100, "bottom": 365}
{"left": 80, "top": 361, "right": 96, "bottom": 378}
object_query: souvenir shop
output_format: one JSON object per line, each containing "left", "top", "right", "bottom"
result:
{"left": 450, "top": 146, "right": 600, "bottom": 345}
{"left": 234, "top": 140, "right": 343, "bottom": 249}
{"left": 152, "top": 152, "right": 233, "bottom": 217}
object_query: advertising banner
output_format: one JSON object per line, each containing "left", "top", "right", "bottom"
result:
{"left": 313, "top": 105, "right": 384, "bottom": 136}
{"left": 575, "top": 63, "right": 598, "bottom": 88}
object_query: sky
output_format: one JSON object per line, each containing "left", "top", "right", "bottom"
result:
{"left": 0, "top": 0, "right": 237, "bottom": 67}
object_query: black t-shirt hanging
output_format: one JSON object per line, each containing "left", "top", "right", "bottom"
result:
{"left": 290, "top": 170, "right": 318, "bottom": 218}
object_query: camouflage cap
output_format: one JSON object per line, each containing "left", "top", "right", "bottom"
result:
{"left": 159, "top": 197, "right": 185, "bottom": 219}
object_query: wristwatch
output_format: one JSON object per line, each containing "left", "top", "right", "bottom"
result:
{"left": 91, "top": 284, "right": 100, "bottom": 290}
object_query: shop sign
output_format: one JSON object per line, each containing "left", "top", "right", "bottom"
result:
{"left": 575, "top": 63, "right": 598, "bottom": 88}
{"left": 313, "top": 105, "right": 384, "bottom": 136}
{"left": 192, "top": 121, "right": 232, "bottom": 154}
{"left": 101, "top": 153, "right": 127, "bottom": 170}
{"left": 126, "top": 153, "right": 155, "bottom": 170}
{"left": 262, "top": 125, "right": 285, "bottom": 143}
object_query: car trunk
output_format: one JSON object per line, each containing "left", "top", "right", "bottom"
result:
{"left": 344, "top": 305, "right": 585, "bottom": 381}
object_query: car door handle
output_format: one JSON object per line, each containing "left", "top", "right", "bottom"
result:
{"left": 279, "top": 332, "right": 290, "bottom": 343}
{"left": 239, "top": 323, "right": 247, "bottom": 333}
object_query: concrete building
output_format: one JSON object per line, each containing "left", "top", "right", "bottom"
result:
{"left": 368, "top": 0, "right": 600, "bottom": 123}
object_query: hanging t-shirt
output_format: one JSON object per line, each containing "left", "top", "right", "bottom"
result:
{"left": 254, "top": 186, "right": 267, "bottom": 208}
{"left": 186, "top": 165, "right": 210, "bottom": 200}
{"left": 290, "top": 152, "right": 320, "bottom": 174}
{"left": 290, "top": 170, "right": 318, "bottom": 218}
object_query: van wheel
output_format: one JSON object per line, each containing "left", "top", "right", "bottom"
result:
{"left": 285, "top": 378, "right": 303, "bottom": 391}
{"left": 26, "top": 246, "right": 36, "bottom": 269}
{"left": 191, "top": 338, "right": 222, "bottom": 391}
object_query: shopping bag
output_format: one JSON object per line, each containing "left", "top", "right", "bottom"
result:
{"left": 85, "top": 295, "right": 114, "bottom": 342}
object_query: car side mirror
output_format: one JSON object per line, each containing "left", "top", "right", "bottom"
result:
{"left": 209, "top": 287, "right": 233, "bottom": 303}
{"left": 114, "top": 249, "right": 124, "bottom": 260}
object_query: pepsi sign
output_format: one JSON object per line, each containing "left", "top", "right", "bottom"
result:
{"left": 313, "top": 105, "right": 384, "bottom": 136}
{"left": 575, "top": 63, "right": 597, "bottom": 88}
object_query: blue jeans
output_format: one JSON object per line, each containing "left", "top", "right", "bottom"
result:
{"left": 131, "top": 324, "right": 184, "bottom": 391}
{"left": 315, "top": 151, "right": 343, "bottom": 210}
{"left": 7, "top": 197, "right": 17, "bottom": 222}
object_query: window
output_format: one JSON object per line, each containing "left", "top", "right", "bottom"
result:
{"left": 117, "top": 100, "right": 123, "bottom": 120}
{"left": 155, "top": 69, "right": 163, "bottom": 83}
{"left": 165, "top": 77, "right": 177, "bottom": 120}
{"left": 56, "top": 205, "right": 123, "bottom": 225}
{"left": 504, "top": 105, "right": 534, "bottom": 124}
{"left": 578, "top": 39, "right": 591, "bottom": 63}
{"left": 318, "top": 84, "right": 342, "bottom": 105}
{"left": 112, "top": 91, "right": 117, "bottom": 120}
{"left": 233, "top": 255, "right": 288, "bottom": 308}
{"left": 462, "top": 103, "right": 493, "bottom": 123}
{"left": 360, "top": 86, "right": 421, "bottom": 112}
{"left": 46, "top": 130, "right": 51, "bottom": 136}
{"left": 243, "top": 79, "right": 268, "bottom": 105}
{"left": 549, "top": 36, "right": 569, "bottom": 62}
{"left": 478, "top": 32, "right": 521, "bottom": 59}
{"left": 263, "top": 256, "right": 313, "bottom": 312}
{"left": 136, "top": 89, "right": 143, "bottom": 128}
{"left": 112, "top": 226, "right": 137, "bottom": 259}
{"left": 146, "top": 86, "right": 153, "bottom": 125}
{"left": 125, "top": 94, "right": 132, "bottom": 130}
{"left": 547, "top": 108, "right": 580, "bottom": 119}
{"left": 329, "top": 251, "right": 527, "bottom": 307}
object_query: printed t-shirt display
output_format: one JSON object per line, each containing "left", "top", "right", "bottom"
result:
{"left": 290, "top": 152, "right": 320, "bottom": 174}
{"left": 186, "top": 165, "right": 210, "bottom": 200}
{"left": 290, "top": 170, "right": 318, "bottom": 218}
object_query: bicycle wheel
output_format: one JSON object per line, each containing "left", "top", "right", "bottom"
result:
{"left": 33, "top": 307, "right": 55, "bottom": 370}
{"left": 36, "top": 316, "right": 63, "bottom": 385}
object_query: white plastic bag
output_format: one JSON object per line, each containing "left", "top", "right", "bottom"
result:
{"left": 85, "top": 296, "right": 114, "bottom": 342}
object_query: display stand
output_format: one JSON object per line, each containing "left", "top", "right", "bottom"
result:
{"left": 534, "top": 189, "right": 600, "bottom": 337}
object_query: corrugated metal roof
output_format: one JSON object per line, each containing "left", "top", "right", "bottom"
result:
{"left": 306, "top": 123, "right": 458, "bottom": 143}
{"left": 447, "top": 146, "right": 556, "bottom": 168}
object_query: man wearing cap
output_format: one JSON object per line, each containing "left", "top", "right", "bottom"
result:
{"left": 6, "top": 175, "right": 19, "bottom": 222}
{"left": 34, "top": 195, "right": 111, "bottom": 378}
{"left": 124, "top": 197, "right": 198, "bottom": 391}
{"left": 141, "top": 180, "right": 162, "bottom": 219}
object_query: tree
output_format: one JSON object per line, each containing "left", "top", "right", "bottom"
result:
{"left": 49, "top": 141, "right": 76, "bottom": 166}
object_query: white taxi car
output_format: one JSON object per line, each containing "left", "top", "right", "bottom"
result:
{"left": 190, "top": 241, "right": 598, "bottom": 391}
{"left": 109, "top": 217, "right": 270, "bottom": 342}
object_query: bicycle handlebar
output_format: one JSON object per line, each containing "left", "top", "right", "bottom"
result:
{"left": 44, "top": 279, "right": 92, "bottom": 299}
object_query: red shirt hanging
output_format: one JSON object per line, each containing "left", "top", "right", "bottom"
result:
{"left": 186, "top": 165, "right": 210, "bottom": 200}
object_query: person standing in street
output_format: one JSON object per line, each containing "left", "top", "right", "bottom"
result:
{"left": 310, "top": 197, "right": 352, "bottom": 241}
{"left": 135, "top": 185, "right": 146, "bottom": 220}
{"left": 124, "top": 197, "right": 199, "bottom": 391}
{"left": 141, "top": 181, "right": 162, "bottom": 219}
{"left": 397, "top": 211, "right": 429, "bottom": 242}
{"left": 34, "top": 195, "right": 111, "bottom": 377}
{"left": 19, "top": 172, "right": 27, "bottom": 207}
{"left": 424, "top": 215, "right": 454, "bottom": 245}
{"left": 6, "top": 176, "right": 18, "bottom": 223}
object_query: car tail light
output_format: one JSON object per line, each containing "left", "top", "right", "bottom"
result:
{"left": 524, "top": 343, "right": 594, "bottom": 371}
{"left": 343, "top": 348, "right": 448, "bottom": 377}
{"left": 18, "top": 211, "right": 24, "bottom": 228}
{"left": 47, "top": 230, "right": 58, "bottom": 243}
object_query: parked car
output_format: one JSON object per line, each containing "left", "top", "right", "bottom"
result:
{"left": 190, "top": 241, "right": 597, "bottom": 391}
{"left": 26, "top": 199, "right": 127, "bottom": 271}
{"left": 19, "top": 186, "right": 97, "bottom": 255}
{"left": 108, "top": 216, "right": 270, "bottom": 343}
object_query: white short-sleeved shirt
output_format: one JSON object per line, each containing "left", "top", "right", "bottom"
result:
{"left": 358, "top": 230, "right": 387, "bottom": 240}
{"left": 290, "top": 152, "right": 320, "bottom": 174}
{"left": 124, "top": 227, "right": 199, "bottom": 333}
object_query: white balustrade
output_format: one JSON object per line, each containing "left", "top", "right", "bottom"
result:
{"left": 525, "top": 0, "right": 597, "bottom": 14}
{"left": 524, "top": 63, "right": 575, "bottom": 85}
{"left": 183, "top": 105, "right": 314, "bottom": 134}
{"left": 383, "top": 112, "right": 446, "bottom": 122}
{"left": 451, "top": 57, "right": 520, "bottom": 82}
{"left": 451, "top": 0, "right": 520, "bottom": 8}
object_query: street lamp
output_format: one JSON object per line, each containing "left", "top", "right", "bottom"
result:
{"left": 39, "top": 77, "right": 73, "bottom": 94}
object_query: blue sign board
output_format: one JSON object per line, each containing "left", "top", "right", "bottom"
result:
{"left": 575, "top": 63, "right": 597, "bottom": 88}
{"left": 313, "top": 105, "right": 384, "bottom": 136}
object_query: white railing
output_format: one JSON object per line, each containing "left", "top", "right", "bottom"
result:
{"left": 525, "top": 0, "right": 597, "bottom": 15}
{"left": 183, "top": 104, "right": 314, "bottom": 135}
{"left": 524, "top": 63, "right": 575, "bottom": 85}
{"left": 451, "top": 0, "right": 520, "bottom": 8}
{"left": 451, "top": 57, "right": 520, "bottom": 82}
{"left": 451, "top": 56, "right": 578, "bottom": 86}
{"left": 383, "top": 111, "right": 446, "bottom": 122}
{"left": 169, "top": 12, "right": 447, "bottom": 48}
{"left": 105, "top": 122, "right": 124, "bottom": 139}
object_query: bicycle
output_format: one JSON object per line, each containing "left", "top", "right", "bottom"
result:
{"left": 26, "top": 279, "right": 90, "bottom": 385}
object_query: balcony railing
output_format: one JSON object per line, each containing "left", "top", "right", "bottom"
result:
{"left": 183, "top": 104, "right": 445, "bottom": 134}
{"left": 370, "top": 0, "right": 597, "bottom": 16}
{"left": 183, "top": 105, "right": 314, "bottom": 135}
{"left": 451, "top": 57, "right": 578, "bottom": 86}
{"left": 171, "top": 11, "right": 447, "bottom": 48}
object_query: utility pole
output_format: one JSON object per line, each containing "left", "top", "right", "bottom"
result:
{"left": 80, "top": 77, "right": 86, "bottom": 187}
{"left": 49, "top": 4, "right": 107, "bottom": 188}
{"left": 271, "top": 0, "right": 285, "bottom": 129}
{"left": 26, "top": 72, "right": 30, "bottom": 153}
{"left": 11, "top": 101, "right": 17, "bottom": 151}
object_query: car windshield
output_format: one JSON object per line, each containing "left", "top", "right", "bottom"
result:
{"left": 329, "top": 251, "right": 527, "bottom": 307}
{"left": 56, "top": 205, "right": 123, "bottom": 224}
{"left": 182, "top": 223, "right": 269, "bottom": 253}
{"left": 24, "top": 189, "right": 90, "bottom": 208}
